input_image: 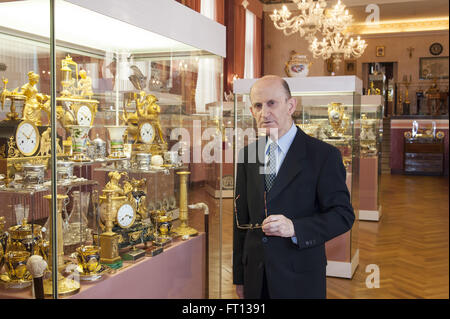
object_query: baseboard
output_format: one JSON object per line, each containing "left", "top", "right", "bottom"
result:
{"left": 205, "top": 185, "right": 234, "bottom": 198}
{"left": 359, "top": 206, "right": 382, "bottom": 221}
{"left": 326, "top": 249, "right": 359, "bottom": 279}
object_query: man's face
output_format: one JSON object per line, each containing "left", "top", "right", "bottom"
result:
{"left": 249, "top": 78, "right": 296, "bottom": 139}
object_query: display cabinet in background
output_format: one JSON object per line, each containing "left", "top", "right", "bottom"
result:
{"left": 234, "top": 76, "right": 361, "bottom": 279}
{"left": 0, "top": 0, "right": 225, "bottom": 299}
{"left": 359, "top": 95, "right": 383, "bottom": 221}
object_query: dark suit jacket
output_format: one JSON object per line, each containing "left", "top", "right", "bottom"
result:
{"left": 233, "top": 127, "right": 355, "bottom": 299}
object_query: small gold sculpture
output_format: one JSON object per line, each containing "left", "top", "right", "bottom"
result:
{"left": 20, "top": 72, "right": 50, "bottom": 126}
{"left": 38, "top": 128, "right": 63, "bottom": 156}
{"left": 123, "top": 177, "right": 148, "bottom": 220}
{"left": 77, "top": 70, "right": 93, "bottom": 99}
{"left": 104, "top": 171, "right": 128, "bottom": 196}
{"left": 367, "top": 82, "right": 381, "bottom": 95}
{"left": 1, "top": 73, "right": 49, "bottom": 125}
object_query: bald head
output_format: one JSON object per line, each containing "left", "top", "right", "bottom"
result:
{"left": 250, "top": 75, "right": 292, "bottom": 102}
{"left": 249, "top": 75, "right": 296, "bottom": 139}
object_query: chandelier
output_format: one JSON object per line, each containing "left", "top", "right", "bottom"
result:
{"left": 310, "top": 0, "right": 367, "bottom": 70}
{"left": 310, "top": 33, "right": 367, "bottom": 70}
{"left": 269, "top": 0, "right": 327, "bottom": 42}
{"left": 322, "top": 0, "right": 353, "bottom": 34}
{"left": 270, "top": 0, "right": 367, "bottom": 70}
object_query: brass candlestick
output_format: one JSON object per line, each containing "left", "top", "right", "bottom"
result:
{"left": 99, "top": 190, "right": 121, "bottom": 265}
{"left": 173, "top": 171, "right": 197, "bottom": 238}
{"left": 43, "top": 194, "right": 80, "bottom": 297}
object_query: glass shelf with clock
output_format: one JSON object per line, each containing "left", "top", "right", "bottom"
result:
{"left": 0, "top": 0, "right": 225, "bottom": 299}
{"left": 233, "top": 76, "right": 361, "bottom": 279}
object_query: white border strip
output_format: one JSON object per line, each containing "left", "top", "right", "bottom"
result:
{"left": 66, "top": 0, "right": 226, "bottom": 57}
{"left": 359, "top": 206, "right": 382, "bottom": 221}
{"left": 326, "top": 249, "right": 359, "bottom": 279}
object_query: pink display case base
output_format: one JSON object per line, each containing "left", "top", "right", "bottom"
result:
{"left": 0, "top": 233, "right": 205, "bottom": 299}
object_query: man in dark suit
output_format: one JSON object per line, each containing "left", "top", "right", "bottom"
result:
{"left": 233, "top": 75, "right": 355, "bottom": 299}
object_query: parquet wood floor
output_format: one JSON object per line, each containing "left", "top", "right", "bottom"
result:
{"left": 211, "top": 174, "right": 449, "bottom": 299}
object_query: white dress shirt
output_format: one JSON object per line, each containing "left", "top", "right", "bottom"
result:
{"left": 264, "top": 122, "right": 299, "bottom": 244}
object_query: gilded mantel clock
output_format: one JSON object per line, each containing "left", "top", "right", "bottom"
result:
{"left": 0, "top": 119, "right": 46, "bottom": 184}
{"left": 56, "top": 55, "right": 99, "bottom": 130}
{"left": 123, "top": 91, "right": 167, "bottom": 156}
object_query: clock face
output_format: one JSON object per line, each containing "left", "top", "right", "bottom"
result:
{"left": 140, "top": 122, "right": 155, "bottom": 144}
{"left": 117, "top": 203, "right": 136, "bottom": 228}
{"left": 15, "top": 121, "right": 40, "bottom": 156}
{"left": 77, "top": 105, "right": 92, "bottom": 126}
{"left": 430, "top": 43, "right": 443, "bottom": 56}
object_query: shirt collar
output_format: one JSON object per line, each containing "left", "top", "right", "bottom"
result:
{"left": 266, "top": 122, "right": 297, "bottom": 155}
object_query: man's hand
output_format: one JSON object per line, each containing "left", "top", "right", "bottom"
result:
{"left": 236, "top": 284, "right": 244, "bottom": 299}
{"left": 262, "top": 214, "right": 295, "bottom": 237}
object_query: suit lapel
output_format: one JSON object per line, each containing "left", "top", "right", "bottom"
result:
{"left": 248, "top": 135, "right": 267, "bottom": 215}
{"left": 267, "top": 127, "right": 307, "bottom": 202}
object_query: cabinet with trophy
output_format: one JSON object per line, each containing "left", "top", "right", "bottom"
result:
{"left": 359, "top": 95, "right": 383, "bottom": 221}
{"left": 233, "top": 76, "right": 361, "bottom": 279}
{"left": 0, "top": 0, "right": 225, "bottom": 299}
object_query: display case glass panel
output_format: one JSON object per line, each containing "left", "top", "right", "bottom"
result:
{"left": 234, "top": 76, "right": 361, "bottom": 278}
{"left": 359, "top": 95, "right": 383, "bottom": 221}
{"left": 0, "top": 0, "right": 224, "bottom": 298}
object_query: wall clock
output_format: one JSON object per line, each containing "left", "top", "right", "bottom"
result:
{"left": 429, "top": 43, "right": 443, "bottom": 56}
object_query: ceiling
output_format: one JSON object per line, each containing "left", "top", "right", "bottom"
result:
{"left": 261, "top": 0, "right": 449, "bottom": 33}
{"left": 260, "top": 0, "right": 449, "bottom": 20}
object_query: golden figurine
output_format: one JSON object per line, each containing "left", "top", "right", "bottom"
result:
{"left": 123, "top": 177, "right": 148, "bottom": 220}
{"left": 104, "top": 171, "right": 128, "bottom": 196}
{"left": 38, "top": 128, "right": 63, "bottom": 156}
{"left": 1, "top": 72, "right": 49, "bottom": 125}
{"left": 77, "top": 70, "right": 93, "bottom": 99}
{"left": 20, "top": 72, "right": 50, "bottom": 126}
{"left": 367, "top": 82, "right": 381, "bottom": 95}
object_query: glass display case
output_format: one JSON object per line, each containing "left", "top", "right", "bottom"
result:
{"left": 0, "top": 0, "right": 225, "bottom": 299}
{"left": 359, "top": 95, "right": 383, "bottom": 221}
{"left": 233, "top": 76, "right": 361, "bottom": 279}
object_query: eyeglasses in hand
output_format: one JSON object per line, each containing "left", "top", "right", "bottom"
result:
{"left": 234, "top": 192, "right": 268, "bottom": 230}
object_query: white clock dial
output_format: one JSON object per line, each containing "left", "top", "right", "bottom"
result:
{"left": 116, "top": 203, "right": 136, "bottom": 228}
{"left": 77, "top": 105, "right": 92, "bottom": 126}
{"left": 140, "top": 122, "right": 155, "bottom": 144}
{"left": 16, "top": 121, "right": 40, "bottom": 156}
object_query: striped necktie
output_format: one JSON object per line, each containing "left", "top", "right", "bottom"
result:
{"left": 265, "top": 142, "right": 277, "bottom": 192}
